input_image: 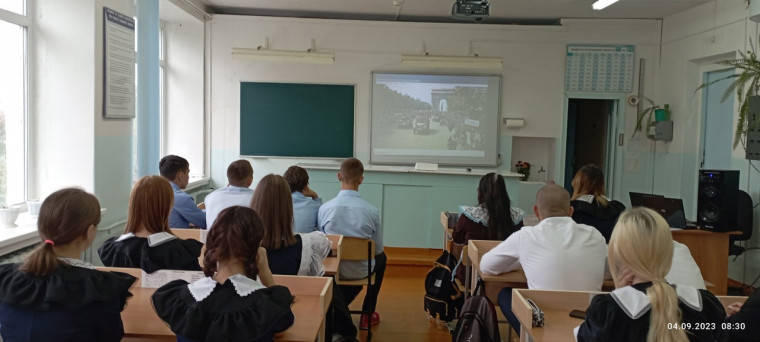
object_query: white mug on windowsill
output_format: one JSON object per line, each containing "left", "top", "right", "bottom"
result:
{"left": 0, "top": 207, "right": 20, "bottom": 228}
{"left": 27, "top": 200, "right": 42, "bottom": 216}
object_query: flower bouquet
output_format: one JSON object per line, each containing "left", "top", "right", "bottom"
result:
{"left": 515, "top": 161, "right": 531, "bottom": 181}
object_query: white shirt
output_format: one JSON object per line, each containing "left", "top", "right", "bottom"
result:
{"left": 480, "top": 216, "right": 607, "bottom": 291}
{"left": 204, "top": 186, "right": 254, "bottom": 228}
{"left": 666, "top": 241, "right": 706, "bottom": 290}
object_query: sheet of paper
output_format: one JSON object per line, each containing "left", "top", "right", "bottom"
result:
{"left": 141, "top": 269, "right": 205, "bottom": 288}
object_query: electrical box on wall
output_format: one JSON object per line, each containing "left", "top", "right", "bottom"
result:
{"left": 747, "top": 98, "right": 760, "bottom": 160}
{"left": 647, "top": 121, "right": 673, "bottom": 141}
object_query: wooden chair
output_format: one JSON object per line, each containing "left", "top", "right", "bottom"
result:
{"left": 334, "top": 237, "right": 376, "bottom": 341}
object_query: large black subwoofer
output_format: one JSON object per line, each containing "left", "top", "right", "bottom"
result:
{"left": 697, "top": 170, "right": 739, "bottom": 232}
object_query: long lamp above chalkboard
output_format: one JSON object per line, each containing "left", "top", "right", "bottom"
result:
{"left": 231, "top": 48, "right": 335, "bottom": 64}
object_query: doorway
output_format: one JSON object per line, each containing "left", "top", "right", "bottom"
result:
{"left": 564, "top": 99, "right": 616, "bottom": 193}
{"left": 701, "top": 69, "right": 734, "bottom": 169}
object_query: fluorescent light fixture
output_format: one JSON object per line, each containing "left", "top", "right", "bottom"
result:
{"left": 592, "top": 0, "right": 620, "bottom": 10}
{"left": 231, "top": 48, "right": 335, "bottom": 64}
{"left": 400, "top": 55, "right": 502, "bottom": 69}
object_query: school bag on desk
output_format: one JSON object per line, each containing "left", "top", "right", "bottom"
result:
{"left": 451, "top": 280, "right": 500, "bottom": 342}
{"left": 424, "top": 250, "right": 464, "bottom": 326}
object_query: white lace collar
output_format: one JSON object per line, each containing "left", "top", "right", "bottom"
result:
{"left": 459, "top": 205, "right": 526, "bottom": 226}
{"left": 610, "top": 284, "right": 702, "bottom": 319}
{"left": 57, "top": 257, "right": 95, "bottom": 269}
{"left": 115, "top": 232, "right": 177, "bottom": 247}
{"left": 187, "top": 274, "right": 267, "bottom": 302}
{"left": 576, "top": 194, "right": 611, "bottom": 204}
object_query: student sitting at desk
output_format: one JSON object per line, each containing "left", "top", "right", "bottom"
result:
{"left": 318, "top": 157, "right": 384, "bottom": 331}
{"left": 576, "top": 207, "right": 725, "bottom": 342}
{"left": 160, "top": 154, "right": 206, "bottom": 229}
{"left": 252, "top": 173, "right": 357, "bottom": 341}
{"left": 719, "top": 289, "right": 760, "bottom": 342}
{"left": 451, "top": 172, "right": 525, "bottom": 283}
{"left": 569, "top": 164, "right": 625, "bottom": 243}
{"left": 204, "top": 159, "right": 254, "bottom": 228}
{"left": 152, "top": 206, "right": 294, "bottom": 342}
{"left": 284, "top": 165, "right": 322, "bottom": 233}
{"left": 0, "top": 188, "right": 137, "bottom": 342}
{"left": 480, "top": 184, "right": 607, "bottom": 336}
{"left": 98, "top": 175, "right": 203, "bottom": 273}
{"left": 250, "top": 174, "right": 331, "bottom": 276}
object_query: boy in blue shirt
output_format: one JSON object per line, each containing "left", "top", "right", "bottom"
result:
{"left": 159, "top": 155, "right": 206, "bottom": 229}
{"left": 318, "top": 158, "right": 384, "bottom": 331}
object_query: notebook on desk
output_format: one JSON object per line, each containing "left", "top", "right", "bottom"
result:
{"left": 641, "top": 196, "right": 687, "bottom": 228}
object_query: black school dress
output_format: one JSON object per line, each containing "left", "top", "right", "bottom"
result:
{"left": 98, "top": 232, "right": 203, "bottom": 273}
{"left": 570, "top": 195, "right": 625, "bottom": 243}
{"left": 0, "top": 260, "right": 136, "bottom": 342}
{"left": 151, "top": 274, "right": 295, "bottom": 342}
{"left": 577, "top": 282, "right": 726, "bottom": 342}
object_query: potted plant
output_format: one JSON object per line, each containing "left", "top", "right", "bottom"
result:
{"left": 633, "top": 96, "right": 669, "bottom": 137}
{"left": 515, "top": 161, "right": 531, "bottom": 181}
{"left": 696, "top": 40, "right": 760, "bottom": 148}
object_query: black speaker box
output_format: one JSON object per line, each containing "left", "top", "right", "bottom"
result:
{"left": 697, "top": 170, "right": 740, "bottom": 232}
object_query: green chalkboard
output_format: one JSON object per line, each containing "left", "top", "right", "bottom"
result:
{"left": 240, "top": 82, "right": 355, "bottom": 158}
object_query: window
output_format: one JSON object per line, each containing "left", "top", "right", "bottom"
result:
{"left": 0, "top": 0, "right": 23, "bottom": 15}
{"left": 0, "top": 5, "right": 28, "bottom": 206}
{"left": 159, "top": 2, "right": 205, "bottom": 181}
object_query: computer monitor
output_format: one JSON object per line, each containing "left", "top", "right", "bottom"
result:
{"left": 641, "top": 196, "right": 686, "bottom": 228}
{"left": 629, "top": 192, "right": 664, "bottom": 207}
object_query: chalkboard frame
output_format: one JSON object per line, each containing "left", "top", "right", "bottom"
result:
{"left": 239, "top": 82, "right": 355, "bottom": 159}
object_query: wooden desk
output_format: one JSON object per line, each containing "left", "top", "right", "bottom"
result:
{"left": 512, "top": 288, "right": 603, "bottom": 342}
{"left": 326, "top": 234, "right": 342, "bottom": 258}
{"left": 671, "top": 229, "right": 738, "bottom": 295}
{"left": 467, "top": 240, "right": 615, "bottom": 305}
{"left": 97, "top": 268, "right": 332, "bottom": 342}
{"left": 169, "top": 228, "right": 206, "bottom": 243}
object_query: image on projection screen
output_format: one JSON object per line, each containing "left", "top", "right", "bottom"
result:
{"left": 371, "top": 73, "right": 501, "bottom": 166}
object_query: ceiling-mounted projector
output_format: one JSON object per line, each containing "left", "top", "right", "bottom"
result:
{"left": 451, "top": 0, "right": 490, "bottom": 22}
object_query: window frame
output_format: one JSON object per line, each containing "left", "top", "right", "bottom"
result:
{"left": 0, "top": 4, "right": 29, "bottom": 206}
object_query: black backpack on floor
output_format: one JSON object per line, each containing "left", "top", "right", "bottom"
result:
{"left": 451, "top": 280, "right": 500, "bottom": 342}
{"left": 424, "top": 250, "right": 464, "bottom": 322}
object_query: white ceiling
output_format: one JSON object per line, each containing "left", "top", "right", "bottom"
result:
{"left": 196, "top": 0, "right": 714, "bottom": 24}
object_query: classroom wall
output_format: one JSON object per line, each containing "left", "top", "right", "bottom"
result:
{"left": 659, "top": 0, "right": 760, "bottom": 285}
{"left": 29, "top": 0, "right": 136, "bottom": 262}
{"left": 208, "top": 15, "right": 662, "bottom": 194}
{"left": 30, "top": 0, "right": 134, "bottom": 228}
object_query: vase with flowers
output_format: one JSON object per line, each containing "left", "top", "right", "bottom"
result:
{"left": 515, "top": 161, "right": 531, "bottom": 181}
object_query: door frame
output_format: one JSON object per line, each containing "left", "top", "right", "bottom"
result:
{"left": 559, "top": 92, "right": 626, "bottom": 200}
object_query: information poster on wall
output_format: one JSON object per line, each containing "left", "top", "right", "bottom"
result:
{"left": 565, "top": 45, "right": 634, "bottom": 93}
{"left": 103, "top": 7, "right": 135, "bottom": 118}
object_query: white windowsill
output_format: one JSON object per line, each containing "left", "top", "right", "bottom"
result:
{"left": 185, "top": 176, "right": 210, "bottom": 192}
{"left": 0, "top": 213, "right": 39, "bottom": 256}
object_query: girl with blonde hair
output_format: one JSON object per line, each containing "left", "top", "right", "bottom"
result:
{"left": 576, "top": 207, "right": 724, "bottom": 341}
{"left": 98, "top": 175, "right": 203, "bottom": 272}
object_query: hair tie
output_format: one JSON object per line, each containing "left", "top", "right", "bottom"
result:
{"left": 44, "top": 239, "right": 55, "bottom": 246}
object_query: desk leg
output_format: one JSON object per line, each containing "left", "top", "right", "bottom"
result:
{"left": 520, "top": 324, "right": 530, "bottom": 342}
{"left": 464, "top": 264, "right": 471, "bottom": 300}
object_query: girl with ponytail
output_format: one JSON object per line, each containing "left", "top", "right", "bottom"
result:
{"left": 451, "top": 172, "right": 525, "bottom": 283}
{"left": 151, "top": 206, "right": 294, "bottom": 342}
{"left": 576, "top": 207, "right": 725, "bottom": 342}
{"left": 0, "top": 188, "right": 136, "bottom": 341}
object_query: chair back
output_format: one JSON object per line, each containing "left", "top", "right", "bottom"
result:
{"left": 734, "top": 190, "right": 754, "bottom": 241}
{"left": 339, "top": 237, "right": 375, "bottom": 261}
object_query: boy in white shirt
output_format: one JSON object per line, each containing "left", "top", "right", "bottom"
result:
{"left": 480, "top": 184, "right": 607, "bottom": 336}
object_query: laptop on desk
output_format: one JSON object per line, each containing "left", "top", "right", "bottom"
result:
{"left": 629, "top": 192, "right": 664, "bottom": 208}
{"left": 641, "top": 196, "right": 687, "bottom": 229}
